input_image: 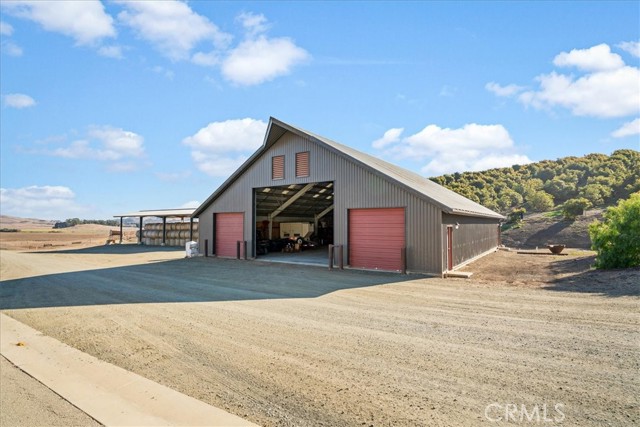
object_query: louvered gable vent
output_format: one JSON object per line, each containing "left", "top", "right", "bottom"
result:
{"left": 296, "top": 151, "right": 310, "bottom": 178}
{"left": 272, "top": 155, "right": 284, "bottom": 180}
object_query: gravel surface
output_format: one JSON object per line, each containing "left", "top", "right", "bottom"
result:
{"left": 1, "top": 246, "right": 638, "bottom": 426}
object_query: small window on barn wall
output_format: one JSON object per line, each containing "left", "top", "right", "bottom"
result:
{"left": 296, "top": 151, "right": 310, "bottom": 178}
{"left": 272, "top": 155, "right": 285, "bottom": 180}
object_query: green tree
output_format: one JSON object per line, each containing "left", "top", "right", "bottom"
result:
{"left": 65, "top": 218, "right": 81, "bottom": 226}
{"left": 625, "top": 177, "right": 640, "bottom": 194}
{"left": 536, "top": 167, "right": 555, "bottom": 182}
{"left": 544, "top": 178, "right": 575, "bottom": 203}
{"left": 526, "top": 190, "right": 554, "bottom": 212}
{"left": 498, "top": 189, "right": 524, "bottom": 212}
{"left": 432, "top": 150, "right": 639, "bottom": 212}
{"left": 589, "top": 192, "right": 640, "bottom": 269}
{"left": 580, "top": 183, "right": 612, "bottom": 206}
{"left": 562, "top": 198, "right": 592, "bottom": 220}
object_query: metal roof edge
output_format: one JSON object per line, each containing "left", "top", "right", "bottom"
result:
{"left": 449, "top": 209, "right": 505, "bottom": 220}
{"left": 277, "top": 122, "right": 498, "bottom": 217}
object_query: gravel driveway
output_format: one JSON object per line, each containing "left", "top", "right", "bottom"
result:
{"left": 1, "top": 247, "right": 638, "bottom": 426}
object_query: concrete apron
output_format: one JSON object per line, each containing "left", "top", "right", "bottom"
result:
{"left": 0, "top": 314, "right": 257, "bottom": 427}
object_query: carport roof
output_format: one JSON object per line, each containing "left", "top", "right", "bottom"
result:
{"left": 193, "top": 118, "right": 504, "bottom": 220}
{"left": 114, "top": 208, "right": 195, "bottom": 219}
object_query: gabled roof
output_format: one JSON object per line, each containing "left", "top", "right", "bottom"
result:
{"left": 193, "top": 117, "right": 504, "bottom": 219}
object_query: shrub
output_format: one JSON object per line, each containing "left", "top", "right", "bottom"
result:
{"left": 562, "top": 198, "right": 592, "bottom": 220}
{"left": 589, "top": 192, "right": 640, "bottom": 269}
{"left": 526, "top": 190, "right": 554, "bottom": 212}
{"left": 508, "top": 207, "right": 526, "bottom": 223}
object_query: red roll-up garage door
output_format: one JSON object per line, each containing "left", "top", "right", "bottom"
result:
{"left": 349, "top": 207, "right": 405, "bottom": 271}
{"left": 215, "top": 213, "right": 244, "bottom": 258}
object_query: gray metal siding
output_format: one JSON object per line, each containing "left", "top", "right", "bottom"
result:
{"left": 198, "top": 132, "right": 444, "bottom": 273}
{"left": 442, "top": 213, "right": 500, "bottom": 270}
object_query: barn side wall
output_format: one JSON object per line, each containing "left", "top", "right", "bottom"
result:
{"left": 198, "top": 131, "right": 448, "bottom": 273}
{"left": 442, "top": 213, "right": 500, "bottom": 270}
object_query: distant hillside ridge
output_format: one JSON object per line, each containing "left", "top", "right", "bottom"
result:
{"left": 430, "top": 149, "right": 640, "bottom": 214}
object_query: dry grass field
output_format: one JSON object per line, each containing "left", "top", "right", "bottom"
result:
{"left": 0, "top": 216, "right": 137, "bottom": 251}
{"left": 1, "top": 241, "right": 638, "bottom": 426}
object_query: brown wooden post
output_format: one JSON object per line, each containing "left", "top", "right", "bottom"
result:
{"left": 237, "top": 241, "right": 241, "bottom": 259}
{"left": 204, "top": 239, "right": 208, "bottom": 257}
{"left": 243, "top": 241, "right": 247, "bottom": 260}
{"left": 338, "top": 245, "right": 344, "bottom": 270}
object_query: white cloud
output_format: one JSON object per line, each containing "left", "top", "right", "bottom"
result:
{"left": 0, "top": 185, "right": 88, "bottom": 220}
{"left": 518, "top": 66, "right": 639, "bottom": 118}
{"left": 189, "top": 152, "right": 251, "bottom": 178}
{"left": 117, "top": 0, "right": 231, "bottom": 62}
{"left": 0, "top": 21, "right": 13, "bottom": 36}
{"left": 1, "top": 40, "right": 23, "bottom": 56}
{"left": 618, "top": 41, "right": 640, "bottom": 58}
{"left": 88, "top": 126, "right": 144, "bottom": 158}
{"left": 221, "top": 35, "right": 310, "bottom": 85}
{"left": 34, "top": 126, "right": 145, "bottom": 170}
{"left": 553, "top": 44, "right": 624, "bottom": 71}
{"left": 4, "top": 93, "right": 36, "bottom": 108}
{"left": 114, "top": 5, "right": 308, "bottom": 84}
{"left": 611, "top": 118, "right": 640, "bottom": 138}
{"left": 373, "top": 123, "right": 531, "bottom": 176}
{"left": 372, "top": 128, "right": 404, "bottom": 149}
{"left": 0, "top": 20, "right": 23, "bottom": 56}
{"left": 219, "top": 11, "right": 309, "bottom": 85}
{"left": 98, "top": 45, "right": 124, "bottom": 59}
{"left": 489, "top": 43, "right": 639, "bottom": 119}
{"left": 237, "top": 12, "right": 270, "bottom": 38}
{"left": 485, "top": 82, "right": 525, "bottom": 97}
{"left": 191, "top": 50, "right": 220, "bottom": 67}
{"left": 182, "top": 118, "right": 267, "bottom": 177}
{"left": 2, "top": 0, "right": 115, "bottom": 45}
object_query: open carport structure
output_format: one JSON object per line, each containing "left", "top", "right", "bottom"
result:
{"left": 113, "top": 208, "right": 196, "bottom": 245}
{"left": 193, "top": 118, "right": 504, "bottom": 275}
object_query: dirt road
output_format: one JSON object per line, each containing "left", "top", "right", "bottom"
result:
{"left": 1, "top": 247, "right": 638, "bottom": 426}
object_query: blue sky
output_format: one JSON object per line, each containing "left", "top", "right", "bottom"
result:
{"left": 1, "top": 1, "right": 639, "bottom": 220}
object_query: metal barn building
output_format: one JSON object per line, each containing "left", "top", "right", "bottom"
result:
{"left": 192, "top": 118, "right": 504, "bottom": 275}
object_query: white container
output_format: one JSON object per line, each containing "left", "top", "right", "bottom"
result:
{"left": 185, "top": 241, "right": 199, "bottom": 257}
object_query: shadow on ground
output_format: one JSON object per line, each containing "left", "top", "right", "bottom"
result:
{"left": 0, "top": 255, "right": 417, "bottom": 310}
{"left": 523, "top": 220, "right": 572, "bottom": 247}
{"left": 545, "top": 255, "right": 640, "bottom": 297}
